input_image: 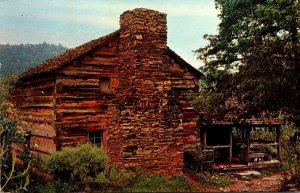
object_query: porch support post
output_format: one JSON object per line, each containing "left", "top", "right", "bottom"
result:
{"left": 276, "top": 126, "right": 281, "bottom": 161}
{"left": 245, "top": 127, "right": 251, "bottom": 163}
{"left": 202, "top": 127, "right": 207, "bottom": 150}
{"left": 228, "top": 127, "right": 232, "bottom": 163}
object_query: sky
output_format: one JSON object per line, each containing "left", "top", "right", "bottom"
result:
{"left": 0, "top": 0, "right": 219, "bottom": 69}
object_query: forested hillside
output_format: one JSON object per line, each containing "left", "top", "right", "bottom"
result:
{"left": 0, "top": 43, "right": 67, "bottom": 77}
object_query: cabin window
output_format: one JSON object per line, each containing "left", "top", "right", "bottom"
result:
{"left": 88, "top": 131, "right": 103, "bottom": 147}
{"left": 99, "top": 77, "right": 111, "bottom": 93}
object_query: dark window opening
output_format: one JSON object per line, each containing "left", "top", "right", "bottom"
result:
{"left": 99, "top": 77, "right": 111, "bottom": 93}
{"left": 88, "top": 131, "right": 103, "bottom": 147}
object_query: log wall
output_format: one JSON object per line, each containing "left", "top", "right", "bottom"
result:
{"left": 11, "top": 75, "right": 56, "bottom": 155}
{"left": 55, "top": 38, "right": 119, "bottom": 149}
{"left": 169, "top": 61, "right": 200, "bottom": 151}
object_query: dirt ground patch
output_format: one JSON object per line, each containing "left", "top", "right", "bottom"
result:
{"left": 225, "top": 172, "right": 284, "bottom": 192}
{"left": 186, "top": 170, "right": 286, "bottom": 192}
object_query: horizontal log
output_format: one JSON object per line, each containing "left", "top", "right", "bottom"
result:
{"left": 18, "top": 106, "right": 53, "bottom": 113}
{"left": 59, "top": 78, "right": 99, "bottom": 87}
{"left": 80, "top": 56, "right": 119, "bottom": 63}
{"left": 92, "top": 45, "right": 117, "bottom": 53}
{"left": 60, "top": 131, "right": 87, "bottom": 137}
{"left": 15, "top": 81, "right": 55, "bottom": 91}
{"left": 18, "top": 103, "right": 53, "bottom": 108}
{"left": 30, "top": 123, "right": 56, "bottom": 137}
{"left": 56, "top": 94, "right": 113, "bottom": 100}
{"left": 57, "top": 101, "right": 108, "bottom": 108}
{"left": 17, "top": 75, "right": 55, "bottom": 86}
{"left": 170, "top": 71, "right": 184, "bottom": 77}
{"left": 17, "top": 111, "right": 55, "bottom": 120}
{"left": 58, "top": 89, "right": 116, "bottom": 97}
{"left": 15, "top": 96, "right": 54, "bottom": 108}
{"left": 93, "top": 50, "right": 118, "bottom": 56}
{"left": 56, "top": 114, "right": 109, "bottom": 122}
{"left": 61, "top": 85, "right": 99, "bottom": 91}
{"left": 56, "top": 108, "right": 108, "bottom": 114}
{"left": 81, "top": 56, "right": 118, "bottom": 63}
{"left": 58, "top": 122, "right": 107, "bottom": 128}
{"left": 57, "top": 99, "right": 109, "bottom": 107}
{"left": 30, "top": 148, "right": 50, "bottom": 155}
{"left": 18, "top": 115, "right": 54, "bottom": 123}
{"left": 10, "top": 89, "right": 54, "bottom": 97}
{"left": 60, "top": 64, "right": 119, "bottom": 72}
{"left": 171, "top": 80, "right": 196, "bottom": 88}
{"left": 58, "top": 136, "right": 87, "bottom": 144}
{"left": 30, "top": 136, "right": 56, "bottom": 154}
{"left": 31, "top": 133, "right": 54, "bottom": 139}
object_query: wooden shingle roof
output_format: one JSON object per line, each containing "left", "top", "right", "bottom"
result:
{"left": 18, "top": 30, "right": 120, "bottom": 80}
{"left": 18, "top": 30, "right": 203, "bottom": 81}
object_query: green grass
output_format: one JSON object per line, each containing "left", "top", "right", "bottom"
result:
{"left": 118, "top": 173, "right": 192, "bottom": 192}
{"left": 27, "top": 172, "right": 192, "bottom": 193}
{"left": 197, "top": 173, "right": 232, "bottom": 188}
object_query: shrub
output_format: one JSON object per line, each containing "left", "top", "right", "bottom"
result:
{"left": 0, "top": 102, "right": 30, "bottom": 192}
{"left": 281, "top": 123, "right": 300, "bottom": 183}
{"left": 94, "top": 165, "right": 132, "bottom": 191}
{"left": 46, "top": 143, "right": 108, "bottom": 190}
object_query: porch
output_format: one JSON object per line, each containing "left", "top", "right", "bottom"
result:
{"left": 200, "top": 121, "right": 284, "bottom": 172}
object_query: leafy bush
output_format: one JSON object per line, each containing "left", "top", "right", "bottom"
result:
{"left": 28, "top": 170, "right": 192, "bottom": 193}
{"left": 35, "top": 143, "right": 191, "bottom": 192}
{"left": 257, "top": 146, "right": 277, "bottom": 158}
{"left": 0, "top": 101, "right": 31, "bottom": 192}
{"left": 95, "top": 165, "right": 131, "bottom": 191}
{"left": 46, "top": 143, "right": 108, "bottom": 190}
{"left": 250, "top": 128, "right": 276, "bottom": 141}
{"left": 281, "top": 123, "right": 300, "bottom": 183}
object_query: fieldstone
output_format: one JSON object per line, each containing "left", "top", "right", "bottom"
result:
{"left": 235, "top": 170, "right": 261, "bottom": 177}
{"left": 135, "top": 34, "right": 143, "bottom": 40}
{"left": 286, "top": 184, "right": 296, "bottom": 188}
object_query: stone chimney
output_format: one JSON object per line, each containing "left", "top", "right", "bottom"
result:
{"left": 108, "top": 8, "right": 184, "bottom": 174}
{"left": 118, "top": 8, "right": 169, "bottom": 85}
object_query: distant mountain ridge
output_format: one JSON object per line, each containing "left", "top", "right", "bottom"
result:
{"left": 0, "top": 42, "right": 67, "bottom": 77}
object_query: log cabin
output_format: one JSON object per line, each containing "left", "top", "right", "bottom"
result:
{"left": 10, "top": 8, "right": 203, "bottom": 174}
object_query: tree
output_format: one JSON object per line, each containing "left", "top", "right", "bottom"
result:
{"left": 0, "top": 76, "right": 30, "bottom": 192}
{"left": 0, "top": 43, "right": 67, "bottom": 77}
{"left": 195, "top": 0, "right": 300, "bottom": 124}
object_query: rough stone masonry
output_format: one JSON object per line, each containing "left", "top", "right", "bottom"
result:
{"left": 107, "top": 8, "right": 199, "bottom": 174}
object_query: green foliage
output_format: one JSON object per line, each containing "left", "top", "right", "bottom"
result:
{"left": 0, "top": 102, "right": 30, "bottom": 192}
{"left": 29, "top": 167, "right": 192, "bottom": 193}
{"left": 250, "top": 128, "right": 276, "bottom": 141}
{"left": 281, "top": 123, "right": 300, "bottom": 183}
{"left": 46, "top": 143, "right": 108, "bottom": 190}
{"left": 95, "top": 165, "right": 132, "bottom": 191}
{"left": 0, "top": 43, "right": 67, "bottom": 77}
{"left": 120, "top": 173, "right": 191, "bottom": 192}
{"left": 0, "top": 74, "right": 17, "bottom": 104}
{"left": 195, "top": 0, "right": 300, "bottom": 123}
{"left": 197, "top": 173, "right": 232, "bottom": 188}
{"left": 95, "top": 165, "right": 191, "bottom": 192}
{"left": 26, "top": 182, "right": 56, "bottom": 193}
{"left": 257, "top": 146, "right": 277, "bottom": 157}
